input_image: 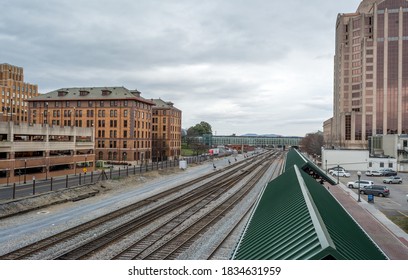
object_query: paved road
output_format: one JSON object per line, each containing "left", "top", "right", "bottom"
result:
{"left": 328, "top": 181, "right": 408, "bottom": 259}
{"left": 0, "top": 162, "right": 179, "bottom": 201}
{"left": 336, "top": 172, "right": 408, "bottom": 218}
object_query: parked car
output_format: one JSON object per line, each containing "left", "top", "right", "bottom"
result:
{"left": 328, "top": 166, "right": 346, "bottom": 174}
{"left": 347, "top": 180, "right": 374, "bottom": 189}
{"left": 383, "top": 176, "right": 402, "bottom": 184}
{"left": 331, "top": 170, "right": 351, "bottom": 177}
{"left": 379, "top": 168, "right": 397, "bottom": 176}
{"left": 331, "top": 170, "right": 350, "bottom": 177}
{"left": 365, "top": 170, "right": 383, "bottom": 176}
{"left": 360, "top": 185, "right": 390, "bottom": 197}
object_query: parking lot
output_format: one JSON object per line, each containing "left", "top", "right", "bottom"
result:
{"left": 336, "top": 171, "right": 408, "bottom": 232}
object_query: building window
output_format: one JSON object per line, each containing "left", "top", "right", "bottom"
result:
{"left": 345, "top": 115, "right": 351, "bottom": 140}
{"left": 102, "top": 90, "right": 112, "bottom": 96}
{"left": 380, "top": 162, "right": 384, "bottom": 168}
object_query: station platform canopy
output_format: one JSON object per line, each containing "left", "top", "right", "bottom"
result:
{"left": 284, "top": 148, "right": 337, "bottom": 185}
{"left": 232, "top": 150, "right": 388, "bottom": 260}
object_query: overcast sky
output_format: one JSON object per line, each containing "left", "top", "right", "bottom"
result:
{"left": 1, "top": 0, "right": 361, "bottom": 136}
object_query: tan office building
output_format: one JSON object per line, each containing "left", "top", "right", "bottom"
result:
{"left": 27, "top": 87, "right": 155, "bottom": 164}
{"left": 0, "top": 63, "right": 39, "bottom": 123}
{"left": 151, "top": 99, "right": 182, "bottom": 161}
{"left": 326, "top": 0, "right": 408, "bottom": 148}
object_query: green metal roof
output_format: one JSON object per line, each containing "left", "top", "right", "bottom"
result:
{"left": 233, "top": 165, "right": 388, "bottom": 260}
{"left": 285, "top": 149, "right": 337, "bottom": 185}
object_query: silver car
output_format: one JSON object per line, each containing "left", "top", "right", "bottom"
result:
{"left": 347, "top": 180, "right": 374, "bottom": 189}
{"left": 331, "top": 170, "right": 351, "bottom": 177}
{"left": 383, "top": 176, "right": 402, "bottom": 184}
{"left": 365, "top": 170, "right": 383, "bottom": 176}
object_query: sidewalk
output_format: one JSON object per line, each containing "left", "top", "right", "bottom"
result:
{"left": 328, "top": 182, "right": 408, "bottom": 259}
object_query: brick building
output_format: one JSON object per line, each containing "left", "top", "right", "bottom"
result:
{"left": 0, "top": 63, "right": 39, "bottom": 123}
{"left": 27, "top": 87, "right": 155, "bottom": 164}
{"left": 151, "top": 99, "right": 182, "bottom": 161}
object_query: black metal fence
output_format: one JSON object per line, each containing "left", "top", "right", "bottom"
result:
{"left": 0, "top": 156, "right": 210, "bottom": 202}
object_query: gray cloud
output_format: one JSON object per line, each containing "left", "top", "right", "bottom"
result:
{"left": 1, "top": 0, "right": 361, "bottom": 136}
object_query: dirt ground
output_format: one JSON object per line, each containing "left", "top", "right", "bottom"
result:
{"left": 0, "top": 167, "right": 185, "bottom": 219}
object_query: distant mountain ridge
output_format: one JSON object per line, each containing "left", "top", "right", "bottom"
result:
{"left": 181, "top": 129, "right": 301, "bottom": 138}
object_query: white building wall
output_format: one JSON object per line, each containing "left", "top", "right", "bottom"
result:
{"left": 368, "top": 157, "right": 397, "bottom": 172}
{"left": 321, "top": 148, "right": 398, "bottom": 172}
{"left": 321, "top": 149, "right": 369, "bottom": 172}
{"left": 382, "top": 135, "right": 398, "bottom": 158}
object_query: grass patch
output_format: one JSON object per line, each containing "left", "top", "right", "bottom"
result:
{"left": 389, "top": 215, "right": 408, "bottom": 234}
{"left": 181, "top": 148, "right": 195, "bottom": 156}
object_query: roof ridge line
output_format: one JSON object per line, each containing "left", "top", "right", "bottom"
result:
{"left": 294, "top": 165, "right": 336, "bottom": 251}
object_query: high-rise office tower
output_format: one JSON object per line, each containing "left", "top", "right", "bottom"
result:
{"left": 325, "top": 0, "right": 408, "bottom": 148}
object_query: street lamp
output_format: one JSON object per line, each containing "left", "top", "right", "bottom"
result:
{"left": 336, "top": 164, "right": 340, "bottom": 184}
{"left": 24, "top": 159, "right": 27, "bottom": 184}
{"left": 357, "top": 171, "right": 362, "bottom": 202}
{"left": 84, "top": 155, "right": 87, "bottom": 183}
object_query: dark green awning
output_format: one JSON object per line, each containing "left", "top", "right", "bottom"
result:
{"left": 233, "top": 164, "right": 387, "bottom": 260}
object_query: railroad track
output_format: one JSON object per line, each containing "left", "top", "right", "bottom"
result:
{"left": 56, "top": 152, "right": 276, "bottom": 260}
{"left": 139, "top": 153, "right": 283, "bottom": 260}
{"left": 208, "top": 153, "right": 284, "bottom": 259}
{"left": 0, "top": 151, "right": 275, "bottom": 260}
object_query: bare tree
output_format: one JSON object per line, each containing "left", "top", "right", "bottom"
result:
{"left": 300, "top": 131, "right": 324, "bottom": 156}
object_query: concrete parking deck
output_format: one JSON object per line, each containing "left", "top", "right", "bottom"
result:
{"left": 327, "top": 182, "right": 408, "bottom": 260}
